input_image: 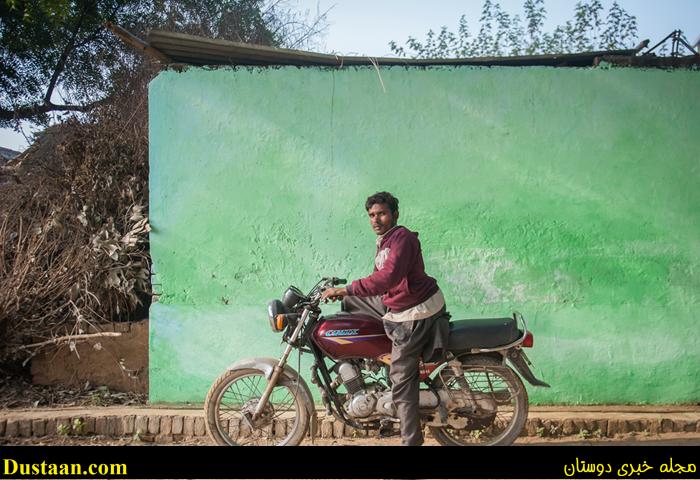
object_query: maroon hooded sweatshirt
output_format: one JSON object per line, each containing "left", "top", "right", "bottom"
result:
{"left": 346, "top": 226, "right": 439, "bottom": 312}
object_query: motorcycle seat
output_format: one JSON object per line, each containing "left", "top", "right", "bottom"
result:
{"left": 448, "top": 317, "right": 520, "bottom": 351}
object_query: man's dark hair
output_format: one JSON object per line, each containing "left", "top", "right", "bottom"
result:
{"left": 365, "top": 191, "right": 399, "bottom": 214}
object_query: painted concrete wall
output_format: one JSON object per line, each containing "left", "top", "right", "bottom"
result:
{"left": 149, "top": 65, "right": 700, "bottom": 404}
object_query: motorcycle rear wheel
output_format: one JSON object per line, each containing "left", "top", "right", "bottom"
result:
{"left": 429, "top": 355, "right": 528, "bottom": 446}
{"left": 204, "top": 368, "right": 310, "bottom": 446}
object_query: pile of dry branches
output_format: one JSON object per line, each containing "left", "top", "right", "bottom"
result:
{"left": 0, "top": 62, "right": 158, "bottom": 364}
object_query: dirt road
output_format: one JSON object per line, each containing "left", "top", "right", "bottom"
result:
{"left": 3, "top": 431, "right": 699, "bottom": 446}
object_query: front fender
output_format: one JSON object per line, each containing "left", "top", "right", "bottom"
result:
{"left": 227, "top": 357, "right": 318, "bottom": 438}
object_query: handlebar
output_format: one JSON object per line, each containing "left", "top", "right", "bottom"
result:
{"left": 320, "top": 276, "right": 346, "bottom": 286}
{"left": 305, "top": 277, "right": 348, "bottom": 304}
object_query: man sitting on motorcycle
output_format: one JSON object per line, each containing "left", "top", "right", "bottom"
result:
{"left": 321, "top": 191, "right": 451, "bottom": 446}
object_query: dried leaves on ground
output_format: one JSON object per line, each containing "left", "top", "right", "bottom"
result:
{"left": 0, "top": 374, "right": 146, "bottom": 409}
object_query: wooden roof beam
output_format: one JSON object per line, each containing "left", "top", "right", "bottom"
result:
{"left": 106, "top": 22, "right": 172, "bottom": 63}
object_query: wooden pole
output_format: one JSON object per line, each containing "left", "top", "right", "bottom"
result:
{"left": 105, "top": 22, "right": 172, "bottom": 63}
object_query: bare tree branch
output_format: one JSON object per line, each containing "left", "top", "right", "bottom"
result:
{"left": 43, "top": 3, "right": 91, "bottom": 105}
{"left": 0, "top": 101, "right": 101, "bottom": 122}
{"left": 16, "top": 332, "right": 122, "bottom": 351}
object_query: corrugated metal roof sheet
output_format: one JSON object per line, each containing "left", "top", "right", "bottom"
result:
{"left": 0, "top": 147, "right": 20, "bottom": 163}
{"left": 146, "top": 29, "right": 639, "bottom": 68}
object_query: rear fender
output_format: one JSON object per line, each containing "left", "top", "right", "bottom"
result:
{"left": 506, "top": 349, "right": 550, "bottom": 387}
{"left": 227, "top": 357, "right": 318, "bottom": 438}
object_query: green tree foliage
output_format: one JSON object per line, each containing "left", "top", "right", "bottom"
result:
{"left": 600, "top": 0, "right": 637, "bottom": 50}
{"left": 1, "top": 0, "right": 328, "bottom": 127}
{"left": 389, "top": 0, "right": 639, "bottom": 58}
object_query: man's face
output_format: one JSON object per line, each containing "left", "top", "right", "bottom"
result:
{"left": 367, "top": 203, "right": 398, "bottom": 236}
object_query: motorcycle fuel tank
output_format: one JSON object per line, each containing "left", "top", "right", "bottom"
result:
{"left": 312, "top": 313, "right": 391, "bottom": 361}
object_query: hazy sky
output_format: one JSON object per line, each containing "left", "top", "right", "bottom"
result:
{"left": 300, "top": 0, "right": 699, "bottom": 56}
{"left": 2, "top": 0, "right": 699, "bottom": 151}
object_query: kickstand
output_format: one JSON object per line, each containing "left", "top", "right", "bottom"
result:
{"left": 438, "top": 401, "right": 448, "bottom": 424}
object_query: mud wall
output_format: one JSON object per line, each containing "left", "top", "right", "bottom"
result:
{"left": 31, "top": 320, "right": 148, "bottom": 393}
{"left": 148, "top": 65, "right": 700, "bottom": 404}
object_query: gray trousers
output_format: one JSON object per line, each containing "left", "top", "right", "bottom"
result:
{"left": 341, "top": 295, "right": 450, "bottom": 446}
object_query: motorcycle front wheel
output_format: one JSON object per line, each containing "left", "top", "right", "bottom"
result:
{"left": 429, "top": 355, "right": 528, "bottom": 446}
{"left": 204, "top": 368, "right": 310, "bottom": 446}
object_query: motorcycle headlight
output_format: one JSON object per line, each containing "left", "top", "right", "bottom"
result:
{"left": 267, "top": 299, "right": 288, "bottom": 332}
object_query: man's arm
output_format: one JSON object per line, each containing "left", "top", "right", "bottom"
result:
{"left": 346, "top": 230, "right": 417, "bottom": 297}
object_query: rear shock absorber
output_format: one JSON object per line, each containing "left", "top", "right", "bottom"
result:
{"left": 448, "top": 358, "right": 478, "bottom": 414}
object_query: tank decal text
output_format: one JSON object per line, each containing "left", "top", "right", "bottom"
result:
{"left": 325, "top": 329, "right": 360, "bottom": 337}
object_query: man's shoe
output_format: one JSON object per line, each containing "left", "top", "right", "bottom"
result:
{"left": 378, "top": 422, "right": 399, "bottom": 438}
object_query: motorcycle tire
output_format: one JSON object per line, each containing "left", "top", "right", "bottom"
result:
{"left": 204, "top": 368, "right": 310, "bottom": 446}
{"left": 429, "top": 355, "right": 528, "bottom": 446}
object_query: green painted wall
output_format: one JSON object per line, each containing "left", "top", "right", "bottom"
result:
{"left": 149, "top": 65, "right": 700, "bottom": 404}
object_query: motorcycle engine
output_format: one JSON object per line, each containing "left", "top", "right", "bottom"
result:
{"left": 336, "top": 361, "right": 394, "bottom": 418}
{"left": 337, "top": 362, "right": 364, "bottom": 395}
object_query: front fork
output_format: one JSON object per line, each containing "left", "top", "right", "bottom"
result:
{"left": 251, "top": 308, "right": 310, "bottom": 420}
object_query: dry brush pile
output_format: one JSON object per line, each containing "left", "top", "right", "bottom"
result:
{"left": 0, "top": 63, "right": 158, "bottom": 365}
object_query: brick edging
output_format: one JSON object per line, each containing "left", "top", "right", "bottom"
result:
{"left": 1, "top": 415, "right": 698, "bottom": 442}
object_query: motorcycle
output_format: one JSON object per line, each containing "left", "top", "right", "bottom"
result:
{"left": 204, "top": 277, "right": 550, "bottom": 446}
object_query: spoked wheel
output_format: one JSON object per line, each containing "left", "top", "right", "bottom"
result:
{"left": 429, "top": 356, "right": 528, "bottom": 446}
{"left": 204, "top": 368, "right": 310, "bottom": 446}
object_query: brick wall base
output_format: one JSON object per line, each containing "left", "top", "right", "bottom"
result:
{"left": 1, "top": 414, "right": 698, "bottom": 441}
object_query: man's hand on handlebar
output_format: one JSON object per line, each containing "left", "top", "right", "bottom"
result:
{"left": 320, "top": 287, "right": 348, "bottom": 303}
